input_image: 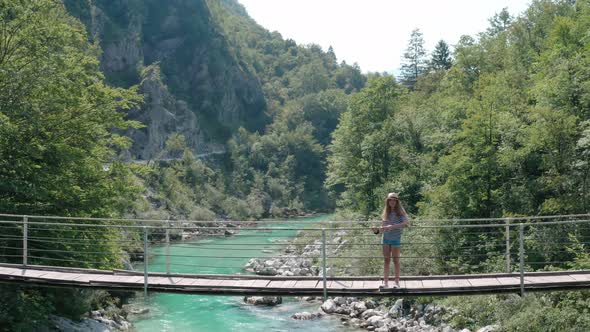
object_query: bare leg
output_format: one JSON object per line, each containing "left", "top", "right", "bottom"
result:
{"left": 382, "top": 245, "right": 391, "bottom": 286}
{"left": 392, "top": 246, "right": 401, "bottom": 285}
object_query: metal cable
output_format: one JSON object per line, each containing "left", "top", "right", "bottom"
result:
{"left": 151, "top": 253, "right": 320, "bottom": 259}
{"left": 27, "top": 248, "right": 126, "bottom": 255}
{"left": 28, "top": 255, "right": 108, "bottom": 265}
{"left": 0, "top": 245, "right": 22, "bottom": 251}
{"left": 152, "top": 262, "right": 249, "bottom": 269}
{"left": 27, "top": 238, "right": 140, "bottom": 245}
{"left": 2, "top": 212, "right": 590, "bottom": 224}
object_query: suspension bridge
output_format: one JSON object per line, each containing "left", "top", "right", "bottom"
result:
{"left": 0, "top": 213, "right": 589, "bottom": 298}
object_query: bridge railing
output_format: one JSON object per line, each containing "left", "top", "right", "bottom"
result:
{"left": 0, "top": 213, "right": 589, "bottom": 296}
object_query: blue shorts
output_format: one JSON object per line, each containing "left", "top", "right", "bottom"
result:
{"left": 382, "top": 238, "right": 401, "bottom": 247}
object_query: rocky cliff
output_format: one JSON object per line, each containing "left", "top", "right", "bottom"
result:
{"left": 64, "top": 0, "right": 268, "bottom": 160}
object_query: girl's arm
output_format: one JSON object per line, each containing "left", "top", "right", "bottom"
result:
{"left": 381, "top": 216, "right": 410, "bottom": 230}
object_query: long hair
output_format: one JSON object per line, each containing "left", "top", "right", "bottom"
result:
{"left": 381, "top": 196, "right": 406, "bottom": 221}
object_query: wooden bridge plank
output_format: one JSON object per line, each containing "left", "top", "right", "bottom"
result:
{"left": 19, "top": 270, "right": 52, "bottom": 278}
{"left": 329, "top": 280, "right": 353, "bottom": 289}
{"left": 3, "top": 265, "right": 590, "bottom": 296}
{"left": 282, "top": 279, "right": 298, "bottom": 288}
{"left": 251, "top": 279, "right": 271, "bottom": 288}
{"left": 188, "top": 278, "right": 216, "bottom": 286}
{"left": 149, "top": 277, "right": 176, "bottom": 286}
{"left": 468, "top": 278, "right": 500, "bottom": 287}
{"left": 450, "top": 279, "right": 471, "bottom": 288}
{"left": 496, "top": 277, "right": 520, "bottom": 286}
{"left": 267, "top": 280, "right": 286, "bottom": 288}
{"left": 217, "top": 279, "right": 237, "bottom": 287}
{"left": 0, "top": 267, "right": 20, "bottom": 275}
{"left": 569, "top": 274, "right": 590, "bottom": 281}
{"left": 89, "top": 275, "right": 136, "bottom": 284}
{"left": 293, "top": 280, "right": 318, "bottom": 288}
{"left": 525, "top": 275, "right": 576, "bottom": 284}
{"left": 72, "top": 273, "right": 92, "bottom": 282}
{"left": 37, "top": 271, "right": 80, "bottom": 281}
{"left": 169, "top": 277, "right": 185, "bottom": 285}
{"left": 351, "top": 280, "right": 365, "bottom": 289}
{"left": 171, "top": 278, "right": 193, "bottom": 286}
{"left": 440, "top": 279, "right": 464, "bottom": 288}
{"left": 422, "top": 279, "right": 442, "bottom": 288}
{"left": 234, "top": 279, "right": 256, "bottom": 287}
{"left": 363, "top": 280, "right": 381, "bottom": 289}
{"left": 404, "top": 280, "right": 423, "bottom": 289}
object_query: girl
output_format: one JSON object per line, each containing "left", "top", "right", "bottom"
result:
{"left": 378, "top": 192, "right": 409, "bottom": 288}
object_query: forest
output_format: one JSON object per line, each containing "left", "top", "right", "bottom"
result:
{"left": 0, "top": 0, "right": 589, "bottom": 330}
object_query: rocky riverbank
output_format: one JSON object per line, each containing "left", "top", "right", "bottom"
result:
{"left": 242, "top": 228, "right": 502, "bottom": 332}
{"left": 244, "top": 230, "right": 348, "bottom": 276}
{"left": 289, "top": 296, "right": 498, "bottom": 332}
{"left": 44, "top": 303, "right": 150, "bottom": 332}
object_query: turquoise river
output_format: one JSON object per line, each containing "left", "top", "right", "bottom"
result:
{"left": 129, "top": 215, "right": 358, "bottom": 332}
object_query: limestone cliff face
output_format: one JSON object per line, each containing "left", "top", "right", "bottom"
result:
{"left": 65, "top": 0, "right": 268, "bottom": 160}
{"left": 125, "top": 65, "right": 204, "bottom": 160}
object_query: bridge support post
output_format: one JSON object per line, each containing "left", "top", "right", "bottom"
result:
{"left": 321, "top": 228, "right": 327, "bottom": 301}
{"left": 143, "top": 226, "right": 148, "bottom": 297}
{"left": 505, "top": 218, "right": 511, "bottom": 273}
{"left": 519, "top": 223, "right": 525, "bottom": 296}
{"left": 165, "top": 224, "right": 170, "bottom": 275}
{"left": 23, "top": 216, "right": 28, "bottom": 267}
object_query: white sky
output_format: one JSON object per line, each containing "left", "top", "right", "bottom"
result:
{"left": 238, "top": 0, "right": 532, "bottom": 73}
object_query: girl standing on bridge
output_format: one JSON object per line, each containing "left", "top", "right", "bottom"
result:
{"left": 375, "top": 192, "right": 409, "bottom": 289}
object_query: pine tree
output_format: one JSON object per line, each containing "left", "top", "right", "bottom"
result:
{"left": 430, "top": 40, "right": 453, "bottom": 71}
{"left": 400, "top": 28, "right": 427, "bottom": 90}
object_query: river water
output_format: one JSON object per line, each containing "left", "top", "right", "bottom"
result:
{"left": 129, "top": 215, "right": 357, "bottom": 332}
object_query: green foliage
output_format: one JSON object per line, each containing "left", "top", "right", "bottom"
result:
{"left": 0, "top": 0, "right": 142, "bottom": 217}
{"left": 325, "top": 1, "right": 590, "bottom": 329}
{"left": 430, "top": 40, "right": 453, "bottom": 71}
{"left": 0, "top": 1, "right": 141, "bottom": 328}
{"left": 442, "top": 292, "right": 590, "bottom": 332}
{"left": 0, "top": 285, "right": 53, "bottom": 331}
{"left": 400, "top": 28, "right": 428, "bottom": 90}
{"left": 327, "top": 76, "right": 405, "bottom": 216}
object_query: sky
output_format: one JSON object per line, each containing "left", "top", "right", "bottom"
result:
{"left": 237, "top": 0, "right": 532, "bottom": 73}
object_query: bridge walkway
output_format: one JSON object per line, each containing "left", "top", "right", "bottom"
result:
{"left": 1, "top": 264, "right": 589, "bottom": 297}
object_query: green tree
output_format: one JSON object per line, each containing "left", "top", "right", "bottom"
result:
{"left": 326, "top": 76, "right": 403, "bottom": 215}
{"left": 0, "top": 0, "right": 142, "bottom": 217}
{"left": 429, "top": 40, "right": 453, "bottom": 71}
{"left": 400, "top": 28, "right": 428, "bottom": 90}
{"left": 0, "top": 0, "right": 142, "bottom": 329}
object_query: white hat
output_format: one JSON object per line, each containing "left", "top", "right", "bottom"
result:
{"left": 387, "top": 192, "right": 399, "bottom": 200}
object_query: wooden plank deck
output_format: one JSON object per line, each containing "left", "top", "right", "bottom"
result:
{"left": 0, "top": 264, "right": 589, "bottom": 296}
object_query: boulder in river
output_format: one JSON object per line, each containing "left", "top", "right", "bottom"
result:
{"left": 243, "top": 296, "right": 282, "bottom": 306}
{"left": 291, "top": 312, "right": 323, "bottom": 320}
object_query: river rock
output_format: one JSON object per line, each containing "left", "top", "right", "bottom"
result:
{"left": 122, "top": 304, "right": 149, "bottom": 315}
{"left": 334, "top": 297, "right": 347, "bottom": 305}
{"left": 365, "top": 299, "right": 377, "bottom": 309}
{"left": 477, "top": 326, "right": 499, "bottom": 332}
{"left": 361, "top": 309, "right": 382, "bottom": 320}
{"left": 243, "top": 296, "right": 282, "bottom": 306}
{"left": 352, "top": 301, "right": 367, "bottom": 313}
{"left": 321, "top": 299, "right": 337, "bottom": 314}
{"left": 291, "top": 311, "right": 322, "bottom": 320}
{"left": 51, "top": 315, "right": 119, "bottom": 332}
{"left": 367, "top": 315, "right": 386, "bottom": 328}
{"left": 389, "top": 299, "right": 404, "bottom": 318}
